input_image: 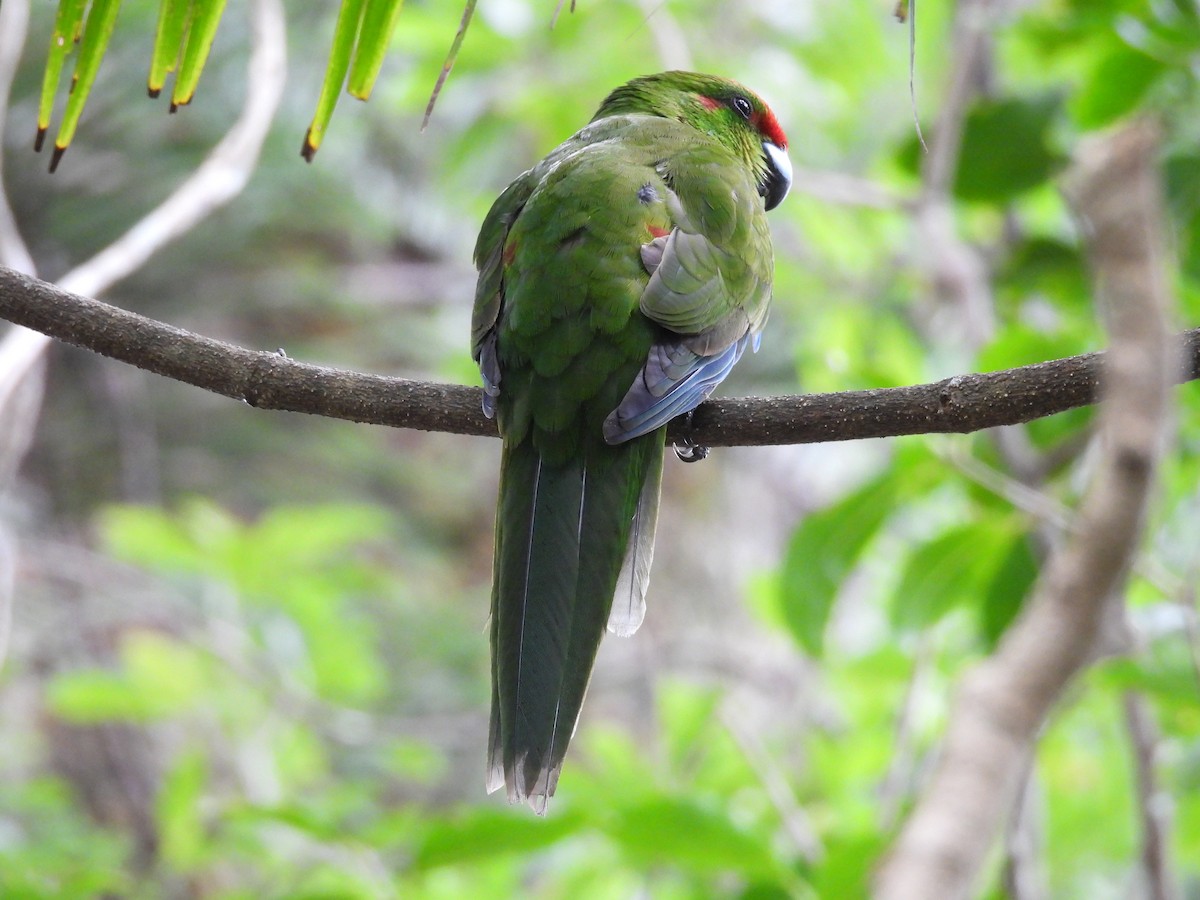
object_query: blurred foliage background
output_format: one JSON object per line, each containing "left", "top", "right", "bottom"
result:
{"left": 1, "top": 0, "right": 1199, "bottom": 896}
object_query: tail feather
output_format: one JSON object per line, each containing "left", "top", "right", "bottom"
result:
{"left": 488, "top": 431, "right": 663, "bottom": 810}
{"left": 608, "top": 448, "right": 663, "bottom": 637}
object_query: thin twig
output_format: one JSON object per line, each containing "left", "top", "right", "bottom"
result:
{"left": 721, "top": 707, "right": 824, "bottom": 864}
{"left": 942, "top": 444, "right": 1185, "bottom": 601}
{"left": 422, "top": 0, "right": 477, "bottom": 130}
{"left": 877, "top": 635, "right": 933, "bottom": 831}
{"left": 1123, "top": 691, "right": 1181, "bottom": 900}
{"left": 634, "top": 0, "right": 692, "bottom": 71}
{"left": 920, "top": 0, "right": 997, "bottom": 200}
{"left": 1001, "top": 760, "right": 1047, "bottom": 900}
{"left": 0, "top": 0, "right": 35, "bottom": 275}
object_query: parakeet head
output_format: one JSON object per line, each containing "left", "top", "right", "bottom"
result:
{"left": 592, "top": 70, "right": 792, "bottom": 211}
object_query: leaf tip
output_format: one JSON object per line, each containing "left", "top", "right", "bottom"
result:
{"left": 34, "top": 127, "right": 47, "bottom": 152}
{"left": 49, "top": 145, "right": 67, "bottom": 173}
{"left": 148, "top": 86, "right": 161, "bottom": 99}
{"left": 301, "top": 128, "right": 318, "bottom": 163}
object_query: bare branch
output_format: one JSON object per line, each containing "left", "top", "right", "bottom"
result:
{"left": 0, "top": 0, "right": 35, "bottom": 678}
{"left": 1001, "top": 764, "right": 1048, "bottom": 900}
{"left": 1123, "top": 692, "right": 1181, "bottom": 900}
{"left": 874, "top": 121, "right": 1174, "bottom": 900}
{"left": 0, "top": 0, "right": 35, "bottom": 275}
{"left": 0, "top": 265, "right": 1196, "bottom": 447}
{"left": 920, "top": 0, "right": 999, "bottom": 199}
{"left": 877, "top": 636, "right": 934, "bottom": 831}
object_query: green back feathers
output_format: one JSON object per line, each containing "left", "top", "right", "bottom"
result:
{"left": 475, "top": 71, "right": 789, "bottom": 811}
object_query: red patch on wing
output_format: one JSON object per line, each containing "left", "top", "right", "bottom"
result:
{"left": 502, "top": 241, "right": 517, "bottom": 267}
{"left": 647, "top": 224, "right": 671, "bottom": 238}
{"left": 697, "top": 94, "right": 721, "bottom": 111}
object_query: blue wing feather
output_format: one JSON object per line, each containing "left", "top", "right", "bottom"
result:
{"left": 602, "top": 330, "right": 756, "bottom": 444}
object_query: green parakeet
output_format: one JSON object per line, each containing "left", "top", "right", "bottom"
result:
{"left": 472, "top": 71, "right": 791, "bottom": 811}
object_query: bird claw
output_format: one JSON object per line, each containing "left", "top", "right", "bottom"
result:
{"left": 672, "top": 411, "right": 710, "bottom": 463}
{"left": 674, "top": 443, "right": 710, "bottom": 463}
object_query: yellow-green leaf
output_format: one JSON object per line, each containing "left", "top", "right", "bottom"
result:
{"left": 171, "top": 0, "right": 229, "bottom": 108}
{"left": 148, "top": 0, "right": 190, "bottom": 98}
{"left": 347, "top": 0, "right": 405, "bottom": 100}
{"left": 36, "top": 0, "right": 87, "bottom": 150}
{"left": 302, "top": 0, "right": 368, "bottom": 161}
{"left": 52, "top": 0, "right": 124, "bottom": 172}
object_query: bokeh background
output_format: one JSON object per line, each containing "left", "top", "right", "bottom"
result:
{"left": 1, "top": 0, "right": 1199, "bottom": 896}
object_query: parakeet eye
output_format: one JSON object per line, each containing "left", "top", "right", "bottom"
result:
{"left": 731, "top": 96, "right": 753, "bottom": 120}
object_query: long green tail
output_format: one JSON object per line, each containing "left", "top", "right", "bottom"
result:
{"left": 486, "top": 431, "right": 663, "bottom": 812}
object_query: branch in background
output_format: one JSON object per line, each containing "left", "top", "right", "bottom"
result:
{"left": 0, "top": 266, "right": 1196, "bottom": 447}
{"left": 913, "top": 0, "right": 1001, "bottom": 351}
{"left": 0, "top": 0, "right": 36, "bottom": 276}
{"left": 0, "top": 0, "right": 36, "bottom": 680}
{"left": 1001, "top": 764, "right": 1048, "bottom": 900}
{"left": 0, "top": 0, "right": 288, "bottom": 676}
{"left": 874, "top": 121, "right": 1174, "bottom": 899}
{"left": 0, "top": 0, "right": 287, "bottom": 397}
{"left": 1123, "top": 692, "right": 1181, "bottom": 900}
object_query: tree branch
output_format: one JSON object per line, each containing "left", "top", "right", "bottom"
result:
{"left": 0, "top": 264, "right": 1196, "bottom": 447}
{"left": 1123, "top": 691, "right": 1181, "bottom": 900}
{"left": 874, "top": 120, "right": 1174, "bottom": 899}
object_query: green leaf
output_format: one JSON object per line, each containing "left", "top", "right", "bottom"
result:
{"left": 975, "top": 322, "right": 1092, "bottom": 375}
{"left": 955, "top": 95, "right": 1066, "bottom": 201}
{"left": 658, "top": 681, "right": 722, "bottom": 772}
{"left": 778, "top": 474, "right": 900, "bottom": 656}
{"left": 890, "top": 519, "right": 1019, "bottom": 632}
{"left": 1071, "top": 43, "right": 1165, "bottom": 128}
{"left": 147, "top": 0, "right": 190, "bottom": 98}
{"left": 995, "top": 237, "right": 1090, "bottom": 315}
{"left": 980, "top": 531, "right": 1038, "bottom": 646}
{"left": 46, "top": 631, "right": 209, "bottom": 723}
{"left": 1165, "top": 151, "right": 1200, "bottom": 282}
{"left": 46, "top": 669, "right": 146, "bottom": 722}
{"left": 777, "top": 447, "right": 941, "bottom": 656}
{"left": 36, "top": 0, "right": 87, "bottom": 149}
{"left": 97, "top": 504, "right": 209, "bottom": 574}
{"left": 51, "top": 0, "right": 123, "bottom": 171}
{"left": 347, "top": 0, "right": 406, "bottom": 100}
{"left": 303, "top": 0, "right": 368, "bottom": 161}
{"left": 171, "top": 0, "right": 230, "bottom": 107}
{"left": 411, "top": 808, "right": 585, "bottom": 869}
{"left": 898, "top": 94, "right": 1066, "bottom": 202}
{"left": 606, "top": 797, "right": 783, "bottom": 879}
{"left": 811, "top": 832, "right": 888, "bottom": 900}
{"left": 124, "top": 630, "right": 210, "bottom": 706}
{"left": 156, "top": 749, "right": 210, "bottom": 871}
